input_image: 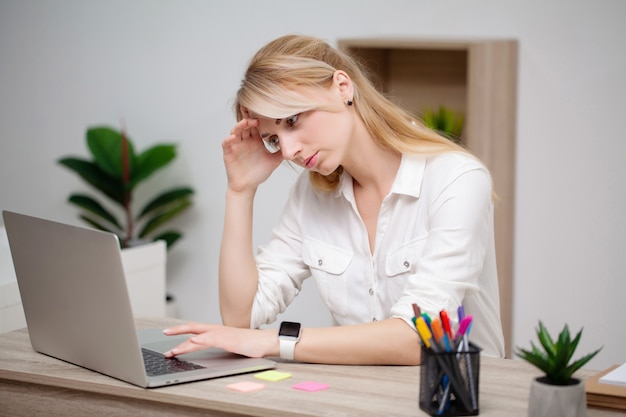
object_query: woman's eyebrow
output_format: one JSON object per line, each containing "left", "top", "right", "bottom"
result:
{"left": 260, "top": 119, "right": 283, "bottom": 137}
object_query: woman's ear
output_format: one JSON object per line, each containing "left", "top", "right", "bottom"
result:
{"left": 240, "top": 105, "right": 251, "bottom": 118}
{"left": 334, "top": 70, "right": 354, "bottom": 102}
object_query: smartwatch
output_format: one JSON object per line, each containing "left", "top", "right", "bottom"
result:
{"left": 278, "top": 321, "right": 302, "bottom": 360}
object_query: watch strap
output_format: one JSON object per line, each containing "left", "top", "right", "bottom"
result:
{"left": 279, "top": 337, "right": 298, "bottom": 360}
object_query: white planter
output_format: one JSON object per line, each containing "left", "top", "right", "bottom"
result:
{"left": 121, "top": 240, "right": 167, "bottom": 318}
{"left": 528, "top": 377, "right": 587, "bottom": 417}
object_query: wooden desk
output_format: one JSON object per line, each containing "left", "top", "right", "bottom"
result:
{"left": 0, "top": 318, "right": 619, "bottom": 417}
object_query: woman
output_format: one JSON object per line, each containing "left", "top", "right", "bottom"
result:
{"left": 164, "top": 34, "right": 505, "bottom": 364}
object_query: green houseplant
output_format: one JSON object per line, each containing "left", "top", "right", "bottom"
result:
{"left": 58, "top": 125, "right": 194, "bottom": 249}
{"left": 515, "top": 321, "right": 602, "bottom": 417}
{"left": 421, "top": 106, "right": 465, "bottom": 144}
{"left": 515, "top": 321, "right": 601, "bottom": 385}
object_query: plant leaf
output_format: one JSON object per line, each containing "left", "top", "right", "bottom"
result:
{"left": 562, "top": 347, "right": 603, "bottom": 381}
{"left": 131, "top": 144, "right": 177, "bottom": 188}
{"left": 551, "top": 324, "right": 572, "bottom": 375}
{"left": 421, "top": 109, "right": 436, "bottom": 128}
{"left": 67, "top": 194, "right": 122, "bottom": 230}
{"left": 537, "top": 321, "right": 556, "bottom": 358}
{"left": 137, "top": 187, "right": 194, "bottom": 219}
{"left": 515, "top": 346, "right": 550, "bottom": 374}
{"left": 86, "top": 126, "right": 136, "bottom": 180}
{"left": 559, "top": 324, "right": 583, "bottom": 368}
{"left": 567, "top": 328, "right": 583, "bottom": 362}
{"left": 77, "top": 214, "right": 115, "bottom": 234}
{"left": 138, "top": 199, "right": 192, "bottom": 238}
{"left": 152, "top": 230, "right": 182, "bottom": 249}
{"left": 58, "top": 157, "right": 126, "bottom": 206}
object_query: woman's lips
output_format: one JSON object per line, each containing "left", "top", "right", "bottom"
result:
{"left": 304, "top": 152, "right": 318, "bottom": 169}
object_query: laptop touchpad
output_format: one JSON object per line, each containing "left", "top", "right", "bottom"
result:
{"left": 138, "top": 328, "right": 241, "bottom": 360}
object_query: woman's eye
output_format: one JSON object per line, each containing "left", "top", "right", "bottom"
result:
{"left": 286, "top": 114, "right": 300, "bottom": 127}
{"left": 263, "top": 135, "right": 281, "bottom": 153}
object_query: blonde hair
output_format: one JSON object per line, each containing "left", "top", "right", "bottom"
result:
{"left": 236, "top": 34, "right": 476, "bottom": 192}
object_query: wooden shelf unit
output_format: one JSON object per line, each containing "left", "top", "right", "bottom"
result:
{"left": 338, "top": 38, "right": 518, "bottom": 357}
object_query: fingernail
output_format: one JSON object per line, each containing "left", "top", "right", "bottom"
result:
{"left": 163, "top": 328, "right": 171, "bottom": 334}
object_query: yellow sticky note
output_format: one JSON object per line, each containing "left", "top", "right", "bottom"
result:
{"left": 254, "top": 370, "right": 292, "bottom": 382}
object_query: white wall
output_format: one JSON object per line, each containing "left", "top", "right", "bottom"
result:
{"left": 1, "top": 0, "right": 624, "bottom": 370}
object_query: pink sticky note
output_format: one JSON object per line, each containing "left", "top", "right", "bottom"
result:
{"left": 292, "top": 381, "right": 330, "bottom": 392}
{"left": 226, "top": 381, "right": 265, "bottom": 392}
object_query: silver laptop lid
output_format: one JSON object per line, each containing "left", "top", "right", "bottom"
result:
{"left": 3, "top": 210, "right": 148, "bottom": 387}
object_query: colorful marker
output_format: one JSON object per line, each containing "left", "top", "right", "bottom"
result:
{"left": 421, "top": 313, "right": 433, "bottom": 332}
{"left": 411, "top": 303, "right": 422, "bottom": 329}
{"left": 412, "top": 303, "right": 421, "bottom": 318}
{"left": 431, "top": 317, "right": 450, "bottom": 351}
{"left": 440, "top": 310, "right": 454, "bottom": 341}
{"left": 455, "top": 315, "right": 473, "bottom": 345}
{"left": 416, "top": 316, "right": 438, "bottom": 351}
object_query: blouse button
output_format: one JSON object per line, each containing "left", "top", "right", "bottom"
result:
{"left": 403, "top": 260, "right": 410, "bottom": 268}
{"left": 368, "top": 288, "right": 374, "bottom": 296}
{"left": 318, "top": 259, "right": 323, "bottom": 266}
{"left": 372, "top": 317, "right": 378, "bottom": 322}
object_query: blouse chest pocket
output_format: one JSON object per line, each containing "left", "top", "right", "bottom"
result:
{"left": 302, "top": 237, "right": 353, "bottom": 274}
{"left": 302, "top": 238, "right": 353, "bottom": 317}
{"left": 385, "top": 237, "right": 427, "bottom": 277}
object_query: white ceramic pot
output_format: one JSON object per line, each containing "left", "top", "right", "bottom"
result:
{"left": 528, "top": 376, "right": 586, "bottom": 417}
{"left": 121, "top": 240, "right": 167, "bottom": 317}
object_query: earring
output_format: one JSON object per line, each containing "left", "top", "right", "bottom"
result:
{"left": 346, "top": 99, "right": 353, "bottom": 106}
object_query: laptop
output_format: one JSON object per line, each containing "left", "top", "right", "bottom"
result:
{"left": 2, "top": 210, "right": 275, "bottom": 388}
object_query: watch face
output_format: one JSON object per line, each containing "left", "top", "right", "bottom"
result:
{"left": 280, "top": 321, "right": 301, "bottom": 338}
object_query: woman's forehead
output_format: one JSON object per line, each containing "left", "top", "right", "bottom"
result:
{"left": 243, "top": 83, "right": 336, "bottom": 119}
{"left": 248, "top": 111, "right": 282, "bottom": 125}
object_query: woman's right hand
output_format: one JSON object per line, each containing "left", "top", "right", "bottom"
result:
{"left": 163, "top": 323, "right": 278, "bottom": 359}
{"left": 222, "top": 118, "right": 283, "bottom": 193}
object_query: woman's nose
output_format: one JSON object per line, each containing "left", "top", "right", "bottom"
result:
{"left": 279, "top": 133, "right": 301, "bottom": 160}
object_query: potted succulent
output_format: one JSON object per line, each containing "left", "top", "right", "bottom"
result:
{"left": 58, "top": 125, "right": 194, "bottom": 316}
{"left": 515, "top": 321, "right": 602, "bottom": 417}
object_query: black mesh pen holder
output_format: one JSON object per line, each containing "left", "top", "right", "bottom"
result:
{"left": 419, "top": 343, "right": 481, "bottom": 416}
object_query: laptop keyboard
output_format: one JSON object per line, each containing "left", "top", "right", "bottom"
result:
{"left": 142, "top": 348, "right": 206, "bottom": 377}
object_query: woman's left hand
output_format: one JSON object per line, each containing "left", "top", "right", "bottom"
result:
{"left": 162, "top": 323, "right": 277, "bottom": 359}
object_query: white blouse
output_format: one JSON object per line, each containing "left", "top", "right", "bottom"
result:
{"left": 250, "top": 152, "right": 505, "bottom": 358}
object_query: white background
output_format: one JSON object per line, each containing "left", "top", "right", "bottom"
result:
{"left": 1, "top": 0, "right": 624, "bottom": 370}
